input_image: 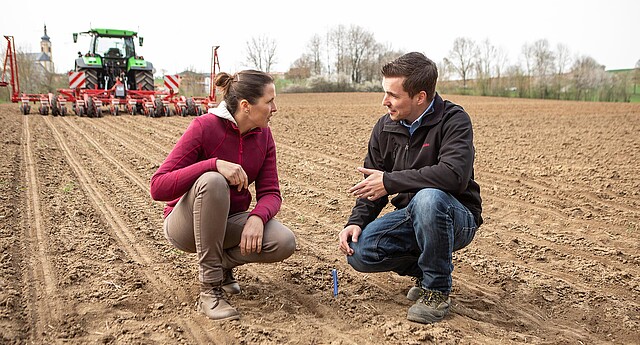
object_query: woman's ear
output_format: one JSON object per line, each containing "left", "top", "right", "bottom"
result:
{"left": 239, "top": 99, "right": 250, "bottom": 113}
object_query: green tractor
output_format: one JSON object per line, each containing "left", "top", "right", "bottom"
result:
{"left": 73, "top": 28, "right": 154, "bottom": 92}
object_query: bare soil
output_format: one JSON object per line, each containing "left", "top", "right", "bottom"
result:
{"left": 0, "top": 93, "right": 638, "bottom": 344}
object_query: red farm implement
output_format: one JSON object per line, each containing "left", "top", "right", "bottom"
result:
{"left": 2, "top": 34, "right": 220, "bottom": 117}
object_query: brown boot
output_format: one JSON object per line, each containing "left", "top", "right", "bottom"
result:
{"left": 222, "top": 268, "right": 241, "bottom": 295}
{"left": 197, "top": 286, "right": 240, "bottom": 321}
{"left": 407, "top": 289, "right": 450, "bottom": 324}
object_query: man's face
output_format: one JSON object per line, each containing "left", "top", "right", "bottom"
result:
{"left": 381, "top": 76, "right": 422, "bottom": 123}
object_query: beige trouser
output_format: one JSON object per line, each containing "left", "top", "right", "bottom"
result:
{"left": 163, "top": 172, "right": 296, "bottom": 284}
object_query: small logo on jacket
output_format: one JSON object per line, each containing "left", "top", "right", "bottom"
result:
{"left": 422, "top": 143, "right": 430, "bottom": 148}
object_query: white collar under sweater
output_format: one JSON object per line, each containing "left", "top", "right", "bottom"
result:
{"left": 208, "top": 101, "right": 237, "bottom": 126}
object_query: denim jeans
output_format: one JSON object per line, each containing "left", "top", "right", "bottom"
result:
{"left": 347, "top": 188, "right": 477, "bottom": 294}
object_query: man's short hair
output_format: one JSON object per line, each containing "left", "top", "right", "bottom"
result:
{"left": 381, "top": 52, "right": 438, "bottom": 100}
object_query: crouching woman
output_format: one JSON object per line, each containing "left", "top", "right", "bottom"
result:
{"left": 150, "top": 70, "right": 296, "bottom": 321}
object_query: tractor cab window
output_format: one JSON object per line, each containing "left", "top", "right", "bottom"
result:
{"left": 95, "top": 37, "right": 133, "bottom": 58}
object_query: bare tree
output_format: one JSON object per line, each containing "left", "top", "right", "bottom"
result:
{"left": 328, "top": 25, "right": 348, "bottom": 76}
{"left": 307, "top": 34, "right": 323, "bottom": 76}
{"left": 245, "top": 35, "right": 278, "bottom": 73}
{"left": 553, "top": 43, "right": 572, "bottom": 99}
{"left": 555, "top": 43, "right": 571, "bottom": 75}
{"left": 286, "top": 54, "right": 313, "bottom": 80}
{"left": 346, "top": 25, "right": 375, "bottom": 84}
{"left": 444, "top": 37, "right": 477, "bottom": 89}
{"left": 531, "top": 39, "right": 555, "bottom": 77}
{"left": 530, "top": 39, "right": 556, "bottom": 98}
{"left": 475, "top": 38, "right": 498, "bottom": 95}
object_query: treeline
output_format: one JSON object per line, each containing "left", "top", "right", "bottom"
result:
{"left": 270, "top": 26, "right": 639, "bottom": 102}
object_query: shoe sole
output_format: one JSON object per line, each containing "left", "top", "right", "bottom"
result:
{"left": 407, "top": 312, "right": 445, "bottom": 324}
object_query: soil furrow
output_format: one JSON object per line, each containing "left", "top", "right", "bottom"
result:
{"left": 21, "top": 116, "right": 60, "bottom": 339}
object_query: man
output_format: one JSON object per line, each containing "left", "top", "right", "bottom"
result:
{"left": 338, "top": 52, "right": 482, "bottom": 324}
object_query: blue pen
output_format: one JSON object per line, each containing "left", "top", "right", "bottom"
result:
{"left": 332, "top": 269, "right": 338, "bottom": 297}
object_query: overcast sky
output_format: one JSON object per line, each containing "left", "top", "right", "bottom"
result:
{"left": 2, "top": 0, "right": 638, "bottom": 76}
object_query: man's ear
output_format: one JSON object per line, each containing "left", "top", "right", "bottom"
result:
{"left": 416, "top": 91, "right": 427, "bottom": 105}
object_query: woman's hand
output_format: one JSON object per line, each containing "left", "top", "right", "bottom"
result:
{"left": 240, "top": 215, "right": 264, "bottom": 255}
{"left": 216, "top": 159, "right": 248, "bottom": 191}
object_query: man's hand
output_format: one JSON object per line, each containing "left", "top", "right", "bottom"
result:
{"left": 216, "top": 159, "right": 248, "bottom": 192}
{"left": 240, "top": 215, "right": 264, "bottom": 255}
{"left": 349, "top": 167, "right": 388, "bottom": 201}
{"left": 338, "top": 224, "right": 362, "bottom": 256}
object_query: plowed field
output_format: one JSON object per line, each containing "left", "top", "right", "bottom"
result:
{"left": 1, "top": 93, "right": 638, "bottom": 344}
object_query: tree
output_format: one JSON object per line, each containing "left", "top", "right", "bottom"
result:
{"left": 530, "top": 39, "right": 555, "bottom": 98}
{"left": 475, "top": 39, "right": 498, "bottom": 96}
{"left": 346, "top": 25, "right": 375, "bottom": 84}
{"left": 286, "top": 54, "right": 313, "bottom": 80}
{"left": 245, "top": 35, "right": 278, "bottom": 73}
{"left": 307, "top": 34, "right": 323, "bottom": 76}
{"left": 571, "top": 55, "right": 606, "bottom": 101}
{"left": 553, "top": 43, "right": 572, "bottom": 99}
{"left": 444, "top": 37, "right": 477, "bottom": 90}
{"left": 328, "top": 25, "right": 348, "bottom": 76}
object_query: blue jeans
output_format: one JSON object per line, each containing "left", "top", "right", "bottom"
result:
{"left": 347, "top": 188, "right": 477, "bottom": 294}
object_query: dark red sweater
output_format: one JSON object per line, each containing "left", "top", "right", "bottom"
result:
{"left": 149, "top": 109, "right": 281, "bottom": 224}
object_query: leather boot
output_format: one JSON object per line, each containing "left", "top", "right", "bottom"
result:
{"left": 197, "top": 286, "right": 240, "bottom": 321}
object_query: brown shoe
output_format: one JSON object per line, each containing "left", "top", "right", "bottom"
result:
{"left": 407, "top": 289, "right": 451, "bottom": 324}
{"left": 222, "top": 268, "right": 241, "bottom": 295}
{"left": 197, "top": 287, "right": 240, "bottom": 321}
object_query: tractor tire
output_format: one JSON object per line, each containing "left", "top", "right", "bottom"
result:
{"left": 79, "top": 68, "right": 99, "bottom": 90}
{"left": 51, "top": 97, "right": 60, "bottom": 116}
{"left": 21, "top": 104, "right": 30, "bottom": 115}
{"left": 186, "top": 98, "right": 197, "bottom": 116}
{"left": 135, "top": 70, "right": 154, "bottom": 91}
{"left": 154, "top": 98, "right": 164, "bottom": 117}
{"left": 86, "top": 98, "right": 96, "bottom": 118}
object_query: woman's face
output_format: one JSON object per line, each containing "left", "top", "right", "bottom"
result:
{"left": 247, "top": 83, "right": 277, "bottom": 128}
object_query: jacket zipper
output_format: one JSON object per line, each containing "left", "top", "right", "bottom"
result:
{"left": 238, "top": 136, "right": 243, "bottom": 165}
{"left": 404, "top": 142, "right": 410, "bottom": 169}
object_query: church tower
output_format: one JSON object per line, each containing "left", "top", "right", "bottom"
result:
{"left": 39, "top": 25, "right": 54, "bottom": 73}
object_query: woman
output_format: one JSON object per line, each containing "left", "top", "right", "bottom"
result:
{"left": 150, "top": 70, "right": 296, "bottom": 321}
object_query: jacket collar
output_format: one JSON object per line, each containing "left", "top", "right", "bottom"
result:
{"left": 421, "top": 93, "right": 444, "bottom": 127}
{"left": 208, "top": 101, "right": 263, "bottom": 136}
{"left": 208, "top": 101, "right": 237, "bottom": 126}
{"left": 383, "top": 93, "right": 445, "bottom": 134}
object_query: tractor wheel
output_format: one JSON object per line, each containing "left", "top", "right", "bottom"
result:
{"left": 20, "top": 104, "right": 30, "bottom": 115}
{"left": 154, "top": 98, "right": 164, "bottom": 117}
{"left": 61, "top": 107, "right": 67, "bottom": 116}
{"left": 79, "top": 68, "right": 99, "bottom": 90}
{"left": 186, "top": 98, "right": 197, "bottom": 116}
{"left": 51, "top": 97, "right": 60, "bottom": 116}
{"left": 86, "top": 98, "right": 96, "bottom": 118}
{"left": 135, "top": 70, "right": 154, "bottom": 91}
